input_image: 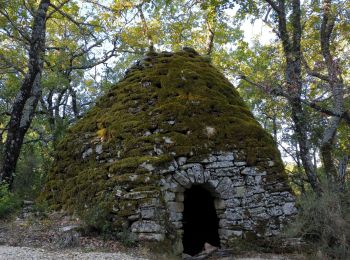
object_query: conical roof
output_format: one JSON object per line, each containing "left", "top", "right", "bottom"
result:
{"left": 44, "top": 49, "right": 285, "bottom": 224}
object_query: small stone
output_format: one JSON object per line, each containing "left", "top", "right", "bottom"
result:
{"left": 235, "top": 162, "right": 246, "bottom": 166}
{"left": 140, "top": 162, "right": 155, "bottom": 171}
{"left": 282, "top": 202, "right": 297, "bottom": 215}
{"left": 82, "top": 148, "right": 93, "bottom": 159}
{"left": 163, "top": 136, "right": 174, "bottom": 144}
{"left": 204, "top": 242, "right": 218, "bottom": 254}
{"left": 204, "top": 126, "right": 216, "bottom": 137}
{"left": 95, "top": 144, "right": 103, "bottom": 155}
{"left": 144, "top": 131, "right": 152, "bottom": 136}
{"left": 177, "top": 156, "right": 187, "bottom": 166}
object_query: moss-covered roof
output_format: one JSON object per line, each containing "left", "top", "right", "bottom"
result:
{"left": 44, "top": 49, "right": 284, "bottom": 221}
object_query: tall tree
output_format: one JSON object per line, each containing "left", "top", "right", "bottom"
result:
{"left": 0, "top": 0, "right": 51, "bottom": 188}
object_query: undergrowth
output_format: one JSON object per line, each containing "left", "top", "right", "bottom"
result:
{"left": 0, "top": 182, "right": 21, "bottom": 219}
{"left": 287, "top": 182, "right": 350, "bottom": 259}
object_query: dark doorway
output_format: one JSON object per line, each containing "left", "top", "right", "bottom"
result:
{"left": 182, "top": 185, "right": 220, "bottom": 256}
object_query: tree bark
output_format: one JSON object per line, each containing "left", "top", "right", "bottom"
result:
{"left": 319, "top": 0, "right": 345, "bottom": 184}
{"left": 0, "top": 0, "right": 50, "bottom": 189}
{"left": 265, "top": 0, "right": 321, "bottom": 192}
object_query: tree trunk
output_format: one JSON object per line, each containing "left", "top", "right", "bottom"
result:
{"left": 319, "top": 0, "right": 345, "bottom": 186}
{"left": 0, "top": 0, "right": 50, "bottom": 189}
{"left": 265, "top": 0, "right": 321, "bottom": 192}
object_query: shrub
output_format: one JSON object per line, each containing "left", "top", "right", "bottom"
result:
{"left": 0, "top": 182, "right": 21, "bottom": 219}
{"left": 287, "top": 183, "right": 350, "bottom": 259}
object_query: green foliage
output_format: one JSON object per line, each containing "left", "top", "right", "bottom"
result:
{"left": 0, "top": 182, "right": 21, "bottom": 219}
{"left": 13, "top": 143, "right": 53, "bottom": 199}
{"left": 80, "top": 204, "right": 112, "bottom": 233}
{"left": 287, "top": 183, "right": 350, "bottom": 259}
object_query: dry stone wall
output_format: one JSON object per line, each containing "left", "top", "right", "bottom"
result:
{"left": 126, "top": 151, "right": 297, "bottom": 250}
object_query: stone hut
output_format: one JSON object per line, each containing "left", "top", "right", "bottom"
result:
{"left": 45, "top": 48, "right": 296, "bottom": 255}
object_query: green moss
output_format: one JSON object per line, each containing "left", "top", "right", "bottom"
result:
{"left": 43, "top": 50, "right": 285, "bottom": 231}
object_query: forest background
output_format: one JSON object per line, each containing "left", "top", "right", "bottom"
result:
{"left": 0, "top": 0, "right": 349, "bottom": 258}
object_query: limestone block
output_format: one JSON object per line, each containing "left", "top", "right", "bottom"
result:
{"left": 280, "top": 191, "right": 296, "bottom": 202}
{"left": 206, "top": 161, "right": 234, "bottom": 169}
{"left": 282, "top": 202, "right": 297, "bottom": 215}
{"left": 172, "top": 171, "right": 191, "bottom": 188}
{"left": 139, "top": 198, "right": 161, "bottom": 208}
{"left": 182, "top": 163, "right": 204, "bottom": 183}
{"left": 225, "top": 209, "right": 243, "bottom": 221}
{"left": 138, "top": 233, "right": 165, "bottom": 241}
{"left": 268, "top": 206, "right": 283, "bottom": 217}
{"left": 123, "top": 190, "right": 159, "bottom": 200}
{"left": 163, "top": 191, "right": 175, "bottom": 202}
{"left": 241, "top": 167, "right": 258, "bottom": 176}
{"left": 140, "top": 207, "right": 156, "bottom": 219}
{"left": 225, "top": 198, "right": 241, "bottom": 208}
{"left": 235, "top": 186, "right": 246, "bottom": 197}
{"left": 131, "top": 220, "right": 164, "bottom": 233}
{"left": 214, "top": 199, "right": 225, "bottom": 210}
{"left": 169, "top": 211, "right": 182, "bottom": 222}
{"left": 217, "top": 152, "right": 234, "bottom": 162}
{"left": 160, "top": 161, "right": 178, "bottom": 174}
{"left": 218, "top": 229, "right": 238, "bottom": 239}
{"left": 177, "top": 157, "right": 187, "bottom": 166}
{"left": 231, "top": 176, "right": 245, "bottom": 187}
{"left": 255, "top": 175, "right": 262, "bottom": 184}
{"left": 159, "top": 176, "right": 179, "bottom": 192}
{"left": 175, "top": 192, "right": 184, "bottom": 202}
{"left": 167, "top": 202, "right": 184, "bottom": 213}
{"left": 234, "top": 161, "right": 246, "bottom": 166}
{"left": 203, "top": 169, "right": 211, "bottom": 182}
{"left": 215, "top": 177, "right": 235, "bottom": 199}
{"left": 207, "top": 179, "right": 220, "bottom": 189}
{"left": 212, "top": 167, "right": 240, "bottom": 177}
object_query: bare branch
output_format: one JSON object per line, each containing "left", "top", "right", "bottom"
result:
{"left": 302, "top": 55, "right": 329, "bottom": 82}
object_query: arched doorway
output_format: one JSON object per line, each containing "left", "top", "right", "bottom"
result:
{"left": 182, "top": 185, "right": 220, "bottom": 256}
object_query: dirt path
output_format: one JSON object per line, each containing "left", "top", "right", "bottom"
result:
{"left": 0, "top": 208, "right": 305, "bottom": 260}
{"left": 0, "top": 246, "right": 149, "bottom": 260}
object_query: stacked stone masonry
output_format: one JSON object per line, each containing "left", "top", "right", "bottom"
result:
{"left": 121, "top": 151, "right": 297, "bottom": 249}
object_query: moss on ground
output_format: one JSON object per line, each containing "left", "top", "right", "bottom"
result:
{"left": 43, "top": 49, "right": 285, "bottom": 231}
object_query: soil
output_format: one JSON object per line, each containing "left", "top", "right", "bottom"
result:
{"left": 0, "top": 204, "right": 306, "bottom": 260}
